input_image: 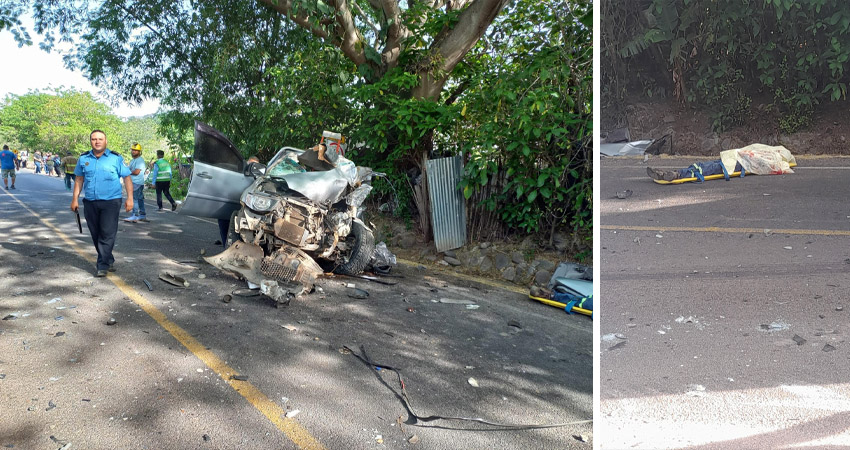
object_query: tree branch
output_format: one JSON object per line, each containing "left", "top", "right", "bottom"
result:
{"left": 377, "top": 0, "right": 410, "bottom": 69}
{"left": 351, "top": 0, "right": 380, "bottom": 49}
{"left": 435, "top": 0, "right": 506, "bottom": 70}
{"left": 328, "top": 0, "right": 368, "bottom": 66}
{"left": 257, "top": 0, "right": 330, "bottom": 40}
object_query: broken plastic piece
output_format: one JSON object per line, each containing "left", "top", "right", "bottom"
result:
{"left": 159, "top": 272, "right": 190, "bottom": 287}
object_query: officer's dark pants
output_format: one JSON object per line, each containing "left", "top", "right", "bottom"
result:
{"left": 83, "top": 198, "right": 122, "bottom": 271}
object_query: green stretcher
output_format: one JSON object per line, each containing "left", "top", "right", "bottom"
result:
{"left": 653, "top": 163, "right": 797, "bottom": 185}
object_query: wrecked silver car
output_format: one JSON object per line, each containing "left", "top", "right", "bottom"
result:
{"left": 180, "top": 122, "right": 378, "bottom": 305}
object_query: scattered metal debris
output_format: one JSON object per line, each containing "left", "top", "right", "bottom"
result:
{"left": 159, "top": 272, "right": 190, "bottom": 287}
{"left": 232, "top": 288, "right": 260, "bottom": 297}
{"left": 230, "top": 375, "right": 249, "bottom": 381}
{"left": 143, "top": 279, "right": 153, "bottom": 291}
{"left": 221, "top": 294, "right": 232, "bottom": 303}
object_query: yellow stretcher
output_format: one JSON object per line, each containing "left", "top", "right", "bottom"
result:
{"left": 529, "top": 295, "right": 592, "bottom": 317}
{"left": 653, "top": 163, "right": 797, "bottom": 184}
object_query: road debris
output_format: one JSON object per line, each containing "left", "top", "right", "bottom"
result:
{"left": 468, "top": 377, "right": 479, "bottom": 387}
{"left": 46, "top": 400, "right": 56, "bottom": 411}
{"left": 573, "top": 434, "right": 589, "bottom": 442}
{"left": 221, "top": 294, "right": 232, "bottom": 303}
{"left": 281, "top": 325, "right": 297, "bottom": 332}
{"left": 160, "top": 272, "right": 190, "bottom": 287}
{"left": 54, "top": 332, "right": 65, "bottom": 337}
{"left": 408, "top": 434, "right": 420, "bottom": 444}
{"left": 106, "top": 318, "right": 117, "bottom": 326}
{"left": 46, "top": 297, "right": 62, "bottom": 304}
{"left": 760, "top": 321, "right": 789, "bottom": 331}
{"left": 2, "top": 314, "right": 17, "bottom": 320}
{"left": 686, "top": 384, "right": 706, "bottom": 397}
{"left": 346, "top": 287, "right": 369, "bottom": 299}
{"left": 792, "top": 335, "right": 806, "bottom": 346}
{"left": 232, "top": 288, "right": 260, "bottom": 297}
{"left": 437, "top": 298, "right": 476, "bottom": 305}
{"left": 823, "top": 344, "right": 836, "bottom": 352}
{"left": 203, "top": 434, "right": 211, "bottom": 442}
{"left": 143, "top": 279, "right": 153, "bottom": 291}
{"left": 285, "top": 409, "right": 300, "bottom": 418}
{"left": 616, "top": 189, "right": 632, "bottom": 199}
{"left": 230, "top": 375, "right": 249, "bottom": 381}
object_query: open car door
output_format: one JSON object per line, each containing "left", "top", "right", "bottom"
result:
{"left": 179, "top": 121, "right": 253, "bottom": 220}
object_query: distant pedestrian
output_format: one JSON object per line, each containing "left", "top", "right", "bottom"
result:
{"left": 20, "top": 150, "right": 27, "bottom": 169}
{"left": 34, "top": 151, "right": 42, "bottom": 174}
{"left": 45, "top": 153, "right": 55, "bottom": 175}
{"left": 151, "top": 150, "right": 177, "bottom": 212}
{"left": 123, "top": 143, "right": 147, "bottom": 222}
{"left": 70, "top": 130, "right": 133, "bottom": 277}
{"left": 53, "top": 154, "right": 62, "bottom": 176}
{"left": 60, "top": 151, "right": 78, "bottom": 191}
{"left": 0, "top": 145, "right": 17, "bottom": 190}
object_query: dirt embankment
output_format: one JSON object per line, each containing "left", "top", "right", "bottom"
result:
{"left": 606, "top": 98, "right": 850, "bottom": 156}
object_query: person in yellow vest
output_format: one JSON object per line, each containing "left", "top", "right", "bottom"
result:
{"left": 60, "top": 151, "right": 78, "bottom": 191}
{"left": 151, "top": 150, "right": 177, "bottom": 212}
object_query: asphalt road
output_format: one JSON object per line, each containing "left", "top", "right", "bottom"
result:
{"left": 0, "top": 169, "right": 592, "bottom": 449}
{"left": 600, "top": 155, "right": 850, "bottom": 449}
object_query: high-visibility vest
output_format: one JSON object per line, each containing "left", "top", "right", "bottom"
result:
{"left": 62, "top": 156, "right": 77, "bottom": 172}
{"left": 155, "top": 158, "right": 173, "bottom": 181}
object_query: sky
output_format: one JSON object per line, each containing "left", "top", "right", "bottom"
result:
{"left": 0, "top": 20, "right": 161, "bottom": 118}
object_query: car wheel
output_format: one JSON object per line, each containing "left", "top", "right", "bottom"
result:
{"left": 334, "top": 221, "right": 374, "bottom": 275}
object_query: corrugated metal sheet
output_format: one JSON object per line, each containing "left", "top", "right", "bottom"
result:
{"left": 426, "top": 155, "right": 466, "bottom": 252}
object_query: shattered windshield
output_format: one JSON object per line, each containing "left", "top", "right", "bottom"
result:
{"left": 266, "top": 150, "right": 306, "bottom": 178}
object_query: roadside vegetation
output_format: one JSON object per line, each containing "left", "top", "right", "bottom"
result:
{"left": 1, "top": 0, "right": 589, "bottom": 258}
{"left": 603, "top": 0, "right": 850, "bottom": 133}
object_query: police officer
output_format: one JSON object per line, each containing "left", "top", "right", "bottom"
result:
{"left": 70, "top": 130, "right": 133, "bottom": 277}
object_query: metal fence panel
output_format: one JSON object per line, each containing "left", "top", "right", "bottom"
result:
{"left": 426, "top": 155, "right": 466, "bottom": 252}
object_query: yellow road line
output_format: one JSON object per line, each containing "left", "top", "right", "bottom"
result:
{"left": 8, "top": 194, "right": 324, "bottom": 450}
{"left": 601, "top": 224, "right": 850, "bottom": 236}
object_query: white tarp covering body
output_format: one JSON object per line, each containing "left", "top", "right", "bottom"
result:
{"left": 719, "top": 144, "right": 796, "bottom": 176}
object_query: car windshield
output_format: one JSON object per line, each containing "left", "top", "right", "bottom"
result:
{"left": 266, "top": 150, "right": 307, "bottom": 178}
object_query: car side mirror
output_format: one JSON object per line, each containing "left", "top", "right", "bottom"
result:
{"left": 245, "top": 162, "right": 266, "bottom": 178}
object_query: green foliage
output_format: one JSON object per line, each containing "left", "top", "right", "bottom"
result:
{"left": 0, "top": 89, "right": 169, "bottom": 159}
{"left": 454, "top": 0, "right": 592, "bottom": 243}
{"left": 603, "top": 0, "right": 850, "bottom": 132}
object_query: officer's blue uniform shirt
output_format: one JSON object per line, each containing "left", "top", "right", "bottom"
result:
{"left": 74, "top": 149, "right": 131, "bottom": 200}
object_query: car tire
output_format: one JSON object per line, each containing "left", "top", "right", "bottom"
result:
{"left": 225, "top": 210, "right": 241, "bottom": 248}
{"left": 334, "top": 221, "right": 374, "bottom": 275}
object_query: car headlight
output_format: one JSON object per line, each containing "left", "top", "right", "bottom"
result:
{"left": 244, "top": 193, "right": 277, "bottom": 212}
